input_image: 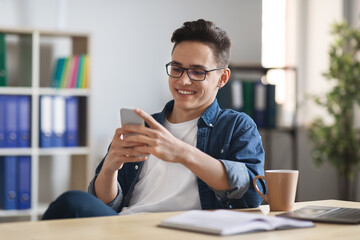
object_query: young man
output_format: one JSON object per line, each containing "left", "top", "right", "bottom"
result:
{"left": 43, "top": 19, "right": 265, "bottom": 219}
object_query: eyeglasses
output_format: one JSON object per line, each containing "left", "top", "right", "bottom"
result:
{"left": 165, "top": 62, "right": 225, "bottom": 81}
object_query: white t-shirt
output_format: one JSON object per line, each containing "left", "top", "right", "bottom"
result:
{"left": 120, "top": 117, "right": 201, "bottom": 215}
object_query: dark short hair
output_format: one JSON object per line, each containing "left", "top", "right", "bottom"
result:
{"left": 171, "top": 19, "right": 231, "bottom": 67}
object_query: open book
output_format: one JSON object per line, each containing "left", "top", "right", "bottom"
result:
{"left": 159, "top": 210, "right": 314, "bottom": 236}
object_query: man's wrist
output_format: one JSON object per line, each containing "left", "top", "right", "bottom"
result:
{"left": 99, "top": 163, "right": 119, "bottom": 181}
{"left": 178, "top": 142, "right": 197, "bottom": 167}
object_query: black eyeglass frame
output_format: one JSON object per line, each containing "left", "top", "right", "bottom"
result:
{"left": 165, "top": 62, "right": 225, "bottom": 81}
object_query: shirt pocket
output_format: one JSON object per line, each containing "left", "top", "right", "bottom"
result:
{"left": 218, "top": 143, "right": 230, "bottom": 159}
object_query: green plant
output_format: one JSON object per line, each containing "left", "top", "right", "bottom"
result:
{"left": 308, "top": 20, "right": 360, "bottom": 200}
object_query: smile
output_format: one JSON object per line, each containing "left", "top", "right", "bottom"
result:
{"left": 177, "top": 89, "right": 196, "bottom": 95}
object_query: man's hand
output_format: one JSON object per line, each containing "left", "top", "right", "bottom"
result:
{"left": 102, "top": 127, "right": 148, "bottom": 173}
{"left": 95, "top": 124, "right": 148, "bottom": 204}
{"left": 121, "top": 108, "right": 187, "bottom": 164}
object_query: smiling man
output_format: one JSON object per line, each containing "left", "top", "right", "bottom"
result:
{"left": 42, "top": 19, "right": 266, "bottom": 219}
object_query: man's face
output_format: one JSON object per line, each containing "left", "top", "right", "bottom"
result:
{"left": 169, "top": 41, "right": 227, "bottom": 115}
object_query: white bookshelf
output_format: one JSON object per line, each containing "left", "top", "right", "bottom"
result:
{"left": 0, "top": 27, "right": 92, "bottom": 221}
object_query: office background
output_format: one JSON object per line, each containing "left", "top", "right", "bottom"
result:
{"left": 1, "top": 0, "right": 359, "bottom": 206}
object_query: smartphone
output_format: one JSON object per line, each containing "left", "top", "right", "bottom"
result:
{"left": 120, "top": 108, "right": 144, "bottom": 126}
{"left": 120, "top": 108, "right": 145, "bottom": 139}
{"left": 120, "top": 108, "right": 146, "bottom": 156}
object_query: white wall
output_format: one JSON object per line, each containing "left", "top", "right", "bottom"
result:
{"left": 298, "top": 0, "right": 343, "bottom": 125}
{"left": 2, "top": 0, "right": 359, "bottom": 202}
{"left": 65, "top": 0, "right": 263, "bottom": 165}
{"left": 294, "top": 0, "right": 347, "bottom": 201}
{"left": 0, "top": 0, "right": 262, "bottom": 169}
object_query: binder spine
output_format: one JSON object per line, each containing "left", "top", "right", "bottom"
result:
{"left": 40, "top": 95, "right": 53, "bottom": 148}
{"left": 17, "top": 96, "right": 31, "bottom": 147}
{"left": 65, "top": 97, "right": 78, "bottom": 147}
{"left": 5, "top": 96, "right": 18, "bottom": 147}
{"left": 52, "top": 96, "right": 65, "bottom": 147}
{"left": 0, "top": 156, "right": 17, "bottom": 210}
{"left": 17, "top": 156, "right": 31, "bottom": 209}
{"left": 254, "top": 81, "right": 266, "bottom": 128}
{"left": 0, "top": 95, "right": 5, "bottom": 147}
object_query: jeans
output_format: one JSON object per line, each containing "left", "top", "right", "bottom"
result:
{"left": 42, "top": 190, "right": 118, "bottom": 220}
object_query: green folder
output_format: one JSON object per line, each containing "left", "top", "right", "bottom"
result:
{"left": 242, "top": 80, "right": 255, "bottom": 118}
{"left": 266, "top": 84, "right": 276, "bottom": 128}
{"left": 0, "top": 33, "right": 6, "bottom": 86}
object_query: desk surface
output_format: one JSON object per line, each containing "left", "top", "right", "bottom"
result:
{"left": 1, "top": 200, "right": 359, "bottom": 240}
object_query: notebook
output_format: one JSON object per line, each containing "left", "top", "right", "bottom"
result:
{"left": 159, "top": 210, "right": 314, "bottom": 236}
{"left": 277, "top": 206, "right": 360, "bottom": 224}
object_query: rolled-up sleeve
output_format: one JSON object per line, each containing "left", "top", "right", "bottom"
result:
{"left": 213, "top": 160, "right": 249, "bottom": 199}
{"left": 212, "top": 122, "right": 265, "bottom": 208}
{"left": 88, "top": 174, "right": 124, "bottom": 211}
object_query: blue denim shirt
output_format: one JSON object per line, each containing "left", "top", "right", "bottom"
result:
{"left": 88, "top": 99, "right": 266, "bottom": 212}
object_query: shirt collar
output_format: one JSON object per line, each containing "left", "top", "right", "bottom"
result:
{"left": 200, "top": 99, "right": 221, "bottom": 127}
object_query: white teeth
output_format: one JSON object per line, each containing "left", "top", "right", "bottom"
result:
{"left": 178, "top": 90, "right": 195, "bottom": 95}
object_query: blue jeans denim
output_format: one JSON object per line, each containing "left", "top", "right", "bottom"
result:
{"left": 42, "top": 190, "right": 118, "bottom": 220}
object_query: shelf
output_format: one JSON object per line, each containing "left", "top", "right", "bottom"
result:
{"left": 38, "top": 147, "right": 90, "bottom": 156}
{"left": 0, "top": 27, "right": 92, "bottom": 222}
{"left": 0, "top": 27, "right": 89, "bottom": 38}
{"left": 229, "top": 64, "right": 297, "bottom": 73}
{"left": 0, "top": 209, "right": 33, "bottom": 218}
{"left": 0, "top": 148, "right": 33, "bottom": 156}
{"left": 38, "top": 88, "right": 90, "bottom": 96}
{"left": 0, "top": 87, "right": 90, "bottom": 96}
{"left": 0, "top": 147, "right": 90, "bottom": 156}
{"left": 0, "top": 27, "right": 33, "bottom": 35}
{"left": 0, "top": 204, "right": 47, "bottom": 218}
{"left": 0, "top": 87, "right": 33, "bottom": 95}
{"left": 39, "top": 30, "right": 89, "bottom": 38}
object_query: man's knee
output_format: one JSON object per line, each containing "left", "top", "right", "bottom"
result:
{"left": 43, "top": 190, "right": 91, "bottom": 220}
{"left": 57, "top": 190, "right": 93, "bottom": 213}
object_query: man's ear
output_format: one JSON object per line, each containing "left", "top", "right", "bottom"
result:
{"left": 218, "top": 68, "right": 231, "bottom": 88}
